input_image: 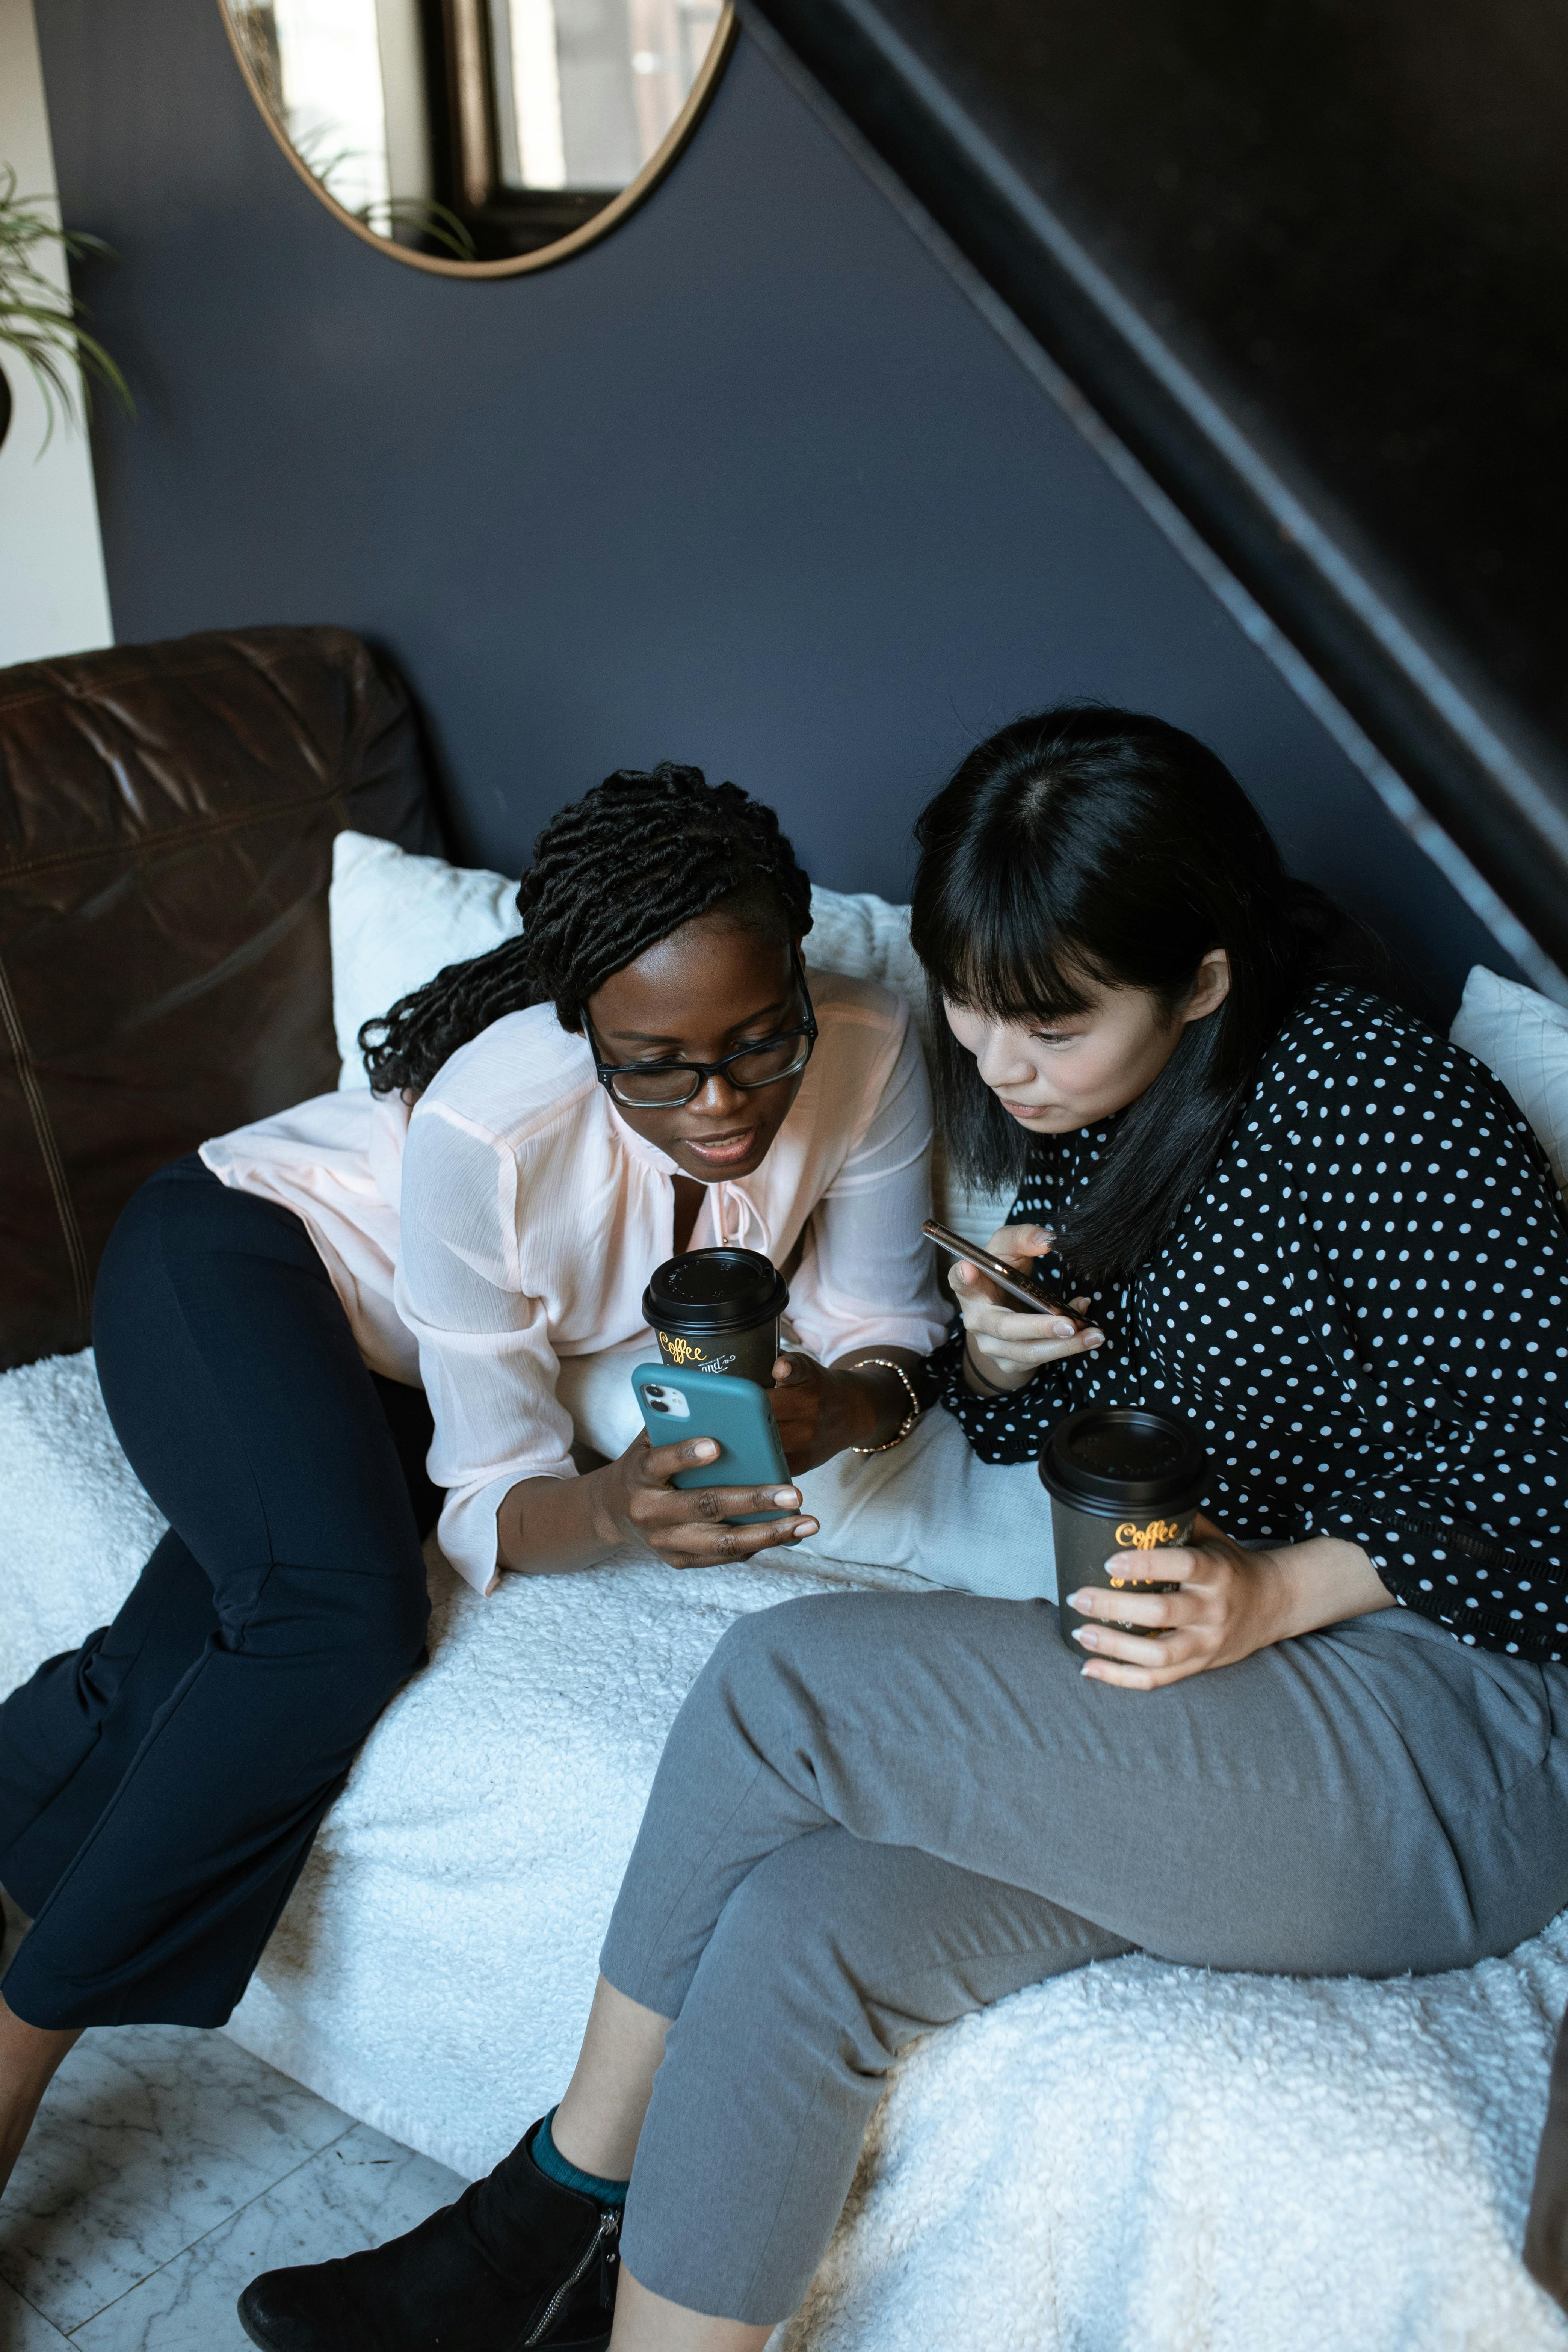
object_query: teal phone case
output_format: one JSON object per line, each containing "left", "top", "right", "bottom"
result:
{"left": 631, "top": 1364, "right": 793, "bottom": 1524}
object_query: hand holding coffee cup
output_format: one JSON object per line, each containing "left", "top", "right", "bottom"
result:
{"left": 767, "top": 1350, "right": 911, "bottom": 1471}
{"left": 645, "top": 1245, "right": 911, "bottom": 1471}
{"left": 1040, "top": 1403, "right": 1207, "bottom": 1645}
{"left": 1040, "top": 1405, "right": 1291, "bottom": 1691}
{"left": 951, "top": 1224, "right": 1104, "bottom": 1392}
{"left": 1065, "top": 1518, "right": 1303, "bottom": 1691}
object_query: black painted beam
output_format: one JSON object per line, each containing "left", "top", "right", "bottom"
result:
{"left": 743, "top": 0, "right": 1568, "bottom": 976}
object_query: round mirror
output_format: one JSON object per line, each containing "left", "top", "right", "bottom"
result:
{"left": 219, "top": 0, "right": 735, "bottom": 275}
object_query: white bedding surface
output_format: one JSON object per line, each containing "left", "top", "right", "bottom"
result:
{"left": 4, "top": 1348, "right": 1567, "bottom": 2350}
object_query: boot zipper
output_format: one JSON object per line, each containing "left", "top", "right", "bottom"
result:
{"left": 524, "top": 2208, "right": 620, "bottom": 2346}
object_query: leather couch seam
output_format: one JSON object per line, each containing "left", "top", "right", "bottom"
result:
{"left": 0, "top": 945, "right": 92, "bottom": 1334}
{"left": 0, "top": 639, "right": 357, "bottom": 720}
{"left": 0, "top": 779, "right": 350, "bottom": 886}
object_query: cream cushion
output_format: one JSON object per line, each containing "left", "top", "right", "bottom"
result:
{"left": 329, "top": 831, "right": 523, "bottom": 1087}
{"left": 1451, "top": 965, "right": 1568, "bottom": 1198}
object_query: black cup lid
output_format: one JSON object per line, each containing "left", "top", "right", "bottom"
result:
{"left": 1038, "top": 1405, "right": 1208, "bottom": 1514}
{"left": 643, "top": 1247, "right": 790, "bottom": 1332}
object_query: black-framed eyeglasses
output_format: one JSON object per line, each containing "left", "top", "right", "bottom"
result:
{"left": 586, "top": 947, "right": 817, "bottom": 1109}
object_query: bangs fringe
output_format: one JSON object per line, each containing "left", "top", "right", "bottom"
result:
{"left": 915, "top": 866, "right": 1101, "bottom": 1027}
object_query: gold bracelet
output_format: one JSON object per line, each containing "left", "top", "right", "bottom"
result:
{"left": 848, "top": 1358, "right": 923, "bottom": 1453}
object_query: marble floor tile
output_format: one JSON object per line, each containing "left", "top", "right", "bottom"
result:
{"left": 0, "top": 2024, "right": 354, "bottom": 2334}
{"left": 70, "top": 2122, "right": 467, "bottom": 2352}
{"left": 0, "top": 2275, "right": 71, "bottom": 2346}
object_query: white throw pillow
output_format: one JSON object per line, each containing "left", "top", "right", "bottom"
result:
{"left": 800, "top": 884, "right": 1013, "bottom": 1248}
{"left": 328, "top": 831, "right": 1015, "bottom": 1242}
{"left": 804, "top": 885, "right": 929, "bottom": 1026}
{"left": 1450, "top": 965, "right": 1568, "bottom": 1198}
{"left": 331, "top": 831, "right": 523, "bottom": 1089}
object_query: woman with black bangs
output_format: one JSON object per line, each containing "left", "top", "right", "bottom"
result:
{"left": 241, "top": 708, "right": 1568, "bottom": 2352}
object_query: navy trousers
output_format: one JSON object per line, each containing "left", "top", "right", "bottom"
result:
{"left": 0, "top": 1157, "right": 435, "bottom": 2029}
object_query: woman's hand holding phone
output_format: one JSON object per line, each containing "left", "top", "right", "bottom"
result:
{"left": 597, "top": 1431, "right": 819, "bottom": 1569}
{"left": 950, "top": 1224, "right": 1104, "bottom": 1391}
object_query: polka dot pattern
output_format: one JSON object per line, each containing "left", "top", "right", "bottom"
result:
{"left": 939, "top": 985, "right": 1568, "bottom": 1659}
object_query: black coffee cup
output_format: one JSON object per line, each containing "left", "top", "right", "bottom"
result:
{"left": 643, "top": 1248, "right": 791, "bottom": 1387}
{"left": 1038, "top": 1405, "right": 1209, "bottom": 1651}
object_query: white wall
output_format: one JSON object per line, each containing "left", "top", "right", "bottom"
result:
{"left": 0, "top": 0, "right": 113, "bottom": 665}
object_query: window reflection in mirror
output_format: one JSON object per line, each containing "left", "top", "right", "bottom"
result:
{"left": 222, "top": 0, "right": 732, "bottom": 269}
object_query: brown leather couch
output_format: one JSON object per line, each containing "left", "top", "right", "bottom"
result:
{"left": 0, "top": 625, "right": 441, "bottom": 1372}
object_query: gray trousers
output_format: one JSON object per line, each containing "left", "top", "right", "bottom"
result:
{"left": 598, "top": 1589, "right": 1568, "bottom": 2323}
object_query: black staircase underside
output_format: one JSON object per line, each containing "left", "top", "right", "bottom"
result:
{"left": 743, "top": 0, "right": 1568, "bottom": 974}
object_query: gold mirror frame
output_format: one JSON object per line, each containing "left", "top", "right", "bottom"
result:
{"left": 218, "top": 0, "right": 737, "bottom": 278}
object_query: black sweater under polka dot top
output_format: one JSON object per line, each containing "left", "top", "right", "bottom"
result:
{"left": 939, "top": 983, "right": 1568, "bottom": 1659}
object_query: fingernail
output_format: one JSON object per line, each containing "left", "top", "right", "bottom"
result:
{"left": 693, "top": 1441, "right": 718, "bottom": 1459}
{"left": 1072, "top": 1627, "right": 1099, "bottom": 1648}
{"left": 1084, "top": 1333, "right": 1104, "bottom": 1346}
{"left": 774, "top": 1488, "right": 799, "bottom": 1506}
{"left": 1052, "top": 1320, "right": 1074, "bottom": 1337}
{"left": 1065, "top": 1591, "right": 1089, "bottom": 1610}
{"left": 795, "top": 1519, "right": 818, "bottom": 1536}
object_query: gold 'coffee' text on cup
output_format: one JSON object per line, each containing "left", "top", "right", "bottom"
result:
{"left": 657, "top": 1330, "right": 742, "bottom": 1376}
{"left": 1107, "top": 1518, "right": 1185, "bottom": 1588}
{"left": 1114, "top": 1517, "right": 1183, "bottom": 1550}
{"left": 659, "top": 1331, "right": 708, "bottom": 1367}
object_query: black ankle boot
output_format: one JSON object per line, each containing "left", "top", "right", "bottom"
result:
{"left": 236, "top": 2118, "right": 620, "bottom": 2352}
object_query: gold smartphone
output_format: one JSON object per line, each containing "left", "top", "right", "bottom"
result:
{"left": 921, "top": 1218, "right": 1095, "bottom": 1331}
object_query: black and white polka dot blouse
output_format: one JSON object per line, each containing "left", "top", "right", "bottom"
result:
{"left": 939, "top": 983, "right": 1568, "bottom": 1659}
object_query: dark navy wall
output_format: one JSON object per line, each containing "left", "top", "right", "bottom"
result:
{"left": 37, "top": 0, "right": 1512, "bottom": 1012}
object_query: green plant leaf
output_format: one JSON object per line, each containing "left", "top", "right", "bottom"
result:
{"left": 354, "top": 195, "right": 479, "bottom": 262}
{"left": 0, "top": 160, "right": 134, "bottom": 449}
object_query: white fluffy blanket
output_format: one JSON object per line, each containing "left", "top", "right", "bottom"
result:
{"left": 4, "top": 1349, "right": 1568, "bottom": 2350}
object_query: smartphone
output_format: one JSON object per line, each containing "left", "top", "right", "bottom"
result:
{"left": 631, "top": 1364, "right": 794, "bottom": 1525}
{"left": 921, "top": 1219, "right": 1094, "bottom": 1329}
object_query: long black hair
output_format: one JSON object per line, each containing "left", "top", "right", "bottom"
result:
{"left": 909, "top": 706, "right": 1387, "bottom": 1289}
{"left": 360, "top": 763, "right": 813, "bottom": 1096}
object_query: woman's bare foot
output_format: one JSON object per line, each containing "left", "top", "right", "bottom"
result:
{"left": 0, "top": 1992, "right": 81, "bottom": 2199}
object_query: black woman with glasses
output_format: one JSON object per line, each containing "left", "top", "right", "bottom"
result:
{"left": 0, "top": 766, "right": 947, "bottom": 2200}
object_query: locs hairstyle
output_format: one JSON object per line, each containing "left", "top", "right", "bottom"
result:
{"left": 909, "top": 706, "right": 1385, "bottom": 1290}
{"left": 360, "top": 764, "right": 813, "bottom": 1097}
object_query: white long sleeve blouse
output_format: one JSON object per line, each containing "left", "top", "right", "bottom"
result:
{"left": 201, "top": 968, "right": 947, "bottom": 1594}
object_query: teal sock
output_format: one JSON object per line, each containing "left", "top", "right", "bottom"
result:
{"left": 531, "top": 2107, "right": 629, "bottom": 2208}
